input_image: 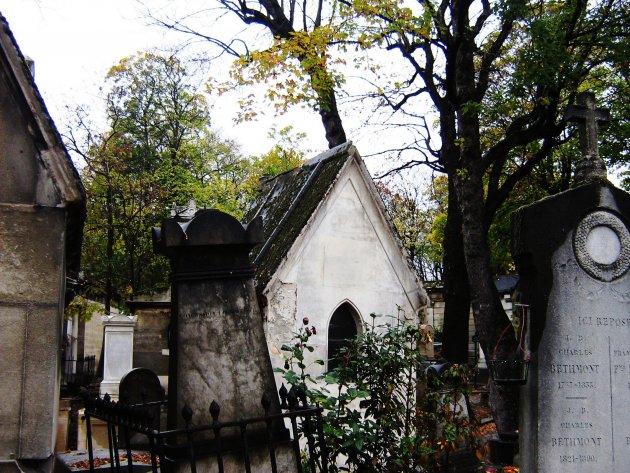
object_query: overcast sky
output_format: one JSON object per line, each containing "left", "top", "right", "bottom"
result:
{"left": 1, "top": 0, "right": 330, "bottom": 158}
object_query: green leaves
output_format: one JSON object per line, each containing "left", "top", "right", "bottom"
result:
{"left": 376, "top": 178, "right": 446, "bottom": 281}
{"left": 70, "top": 52, "right": 253, "bottom": 305}
{"left": 63, "top": 296, "right": 102, "bottom": 322}
{"left": 277, "top": 310, "right": 482, "bottom": 471}
{"left": 224, "top": 26, "right": 347, "bottom": 119}
{"left": 73, "top": 52, "right": 315, "bottom": 307}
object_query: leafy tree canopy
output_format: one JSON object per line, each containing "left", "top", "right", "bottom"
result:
{"left": 148, "top": 0, "right": 627, "bottom": 431}
{"left": 65, "top": 52, "right": 290, "bottom": 309}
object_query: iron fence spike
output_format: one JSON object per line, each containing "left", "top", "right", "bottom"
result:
{"left": 182, "top": 404, "right": 193, "bottom": 424}
{"left": 209, "top": 400, "right": 221, "bottom": 420}
{"left": 261, "top": 392, "right": 271, "bottom": 414}
{"left": 296, "top": 386, "right": 308, "bottom": 407}
{"left": 287, "top": 387, "right": 298, "bottom": 409}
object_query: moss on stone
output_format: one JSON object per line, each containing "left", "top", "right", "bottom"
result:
{"left": 247, "top": 146, "right": 351, "bottom": 292}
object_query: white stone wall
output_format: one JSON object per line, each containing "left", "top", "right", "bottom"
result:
{"left": 264, "top": 159, "right": 427, "bottom": 377}
{"left": 83, "top": 309, "right": 106, "bottom": 368}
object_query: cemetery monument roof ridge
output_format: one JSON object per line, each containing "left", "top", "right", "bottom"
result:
{"left": 0, "top": 13, "right": 85, "bottom": 206}
{"left": 303, "top": 141, "right": 354, "bottom": 166}
{"left": 246, "top": 142, "right": 355, "bottom": 291}
{"left": 0, "top": 13, "right": 85, "bottom": 278}
{"left": 154, "top": 208, "right": 263, "bottom": 253}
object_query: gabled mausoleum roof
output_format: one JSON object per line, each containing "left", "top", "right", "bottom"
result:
{"left": 0, "top": 13, "right": 85, "bottom": 280}
{"left": 0, "top": 14, "right": 84, "bottom": 204}
{"left": 246, "top": 142, "right": 354, "bottom": 291}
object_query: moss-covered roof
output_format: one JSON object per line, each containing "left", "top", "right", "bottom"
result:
{"left": 246, "top": 142, "right": 354, "bottom": 292}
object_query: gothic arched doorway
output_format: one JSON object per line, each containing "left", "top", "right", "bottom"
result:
{"left": 327, "top": 302, "right": 361, "bottom": 371}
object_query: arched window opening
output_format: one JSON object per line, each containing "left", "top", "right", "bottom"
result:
{"left": 327, "top": 303, "right": 360, "bottom": 371}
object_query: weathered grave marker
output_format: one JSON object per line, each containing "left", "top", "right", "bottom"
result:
{"left": 100, "top": 314, "right": 137, "bottom": 400}
{"left": 513, "top": 92, "right": 630, "bottom": 472}
{"left": 153, "top": 208, "right": 294, "bottom": 472}
{"left": 119, "top": 367, "right": 165, "bottom": 406}
{"left": 119, "top": 368, "right": 164, "bottom": 446}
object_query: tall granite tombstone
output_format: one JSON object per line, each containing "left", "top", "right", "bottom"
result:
{"left": 513, "top": 92, "right": 630, "bottom": 472}
{"left": 153, "top": 209, "right": 293, "bottom": 472}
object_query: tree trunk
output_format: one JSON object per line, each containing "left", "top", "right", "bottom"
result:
{"left": 316, "top": 87, "right": 347, "bottom": 148}
{"left": 460, "top": 178, "right": 519, "bottom": 432}
{"left": 440, "top": 176, "right": 471, "bottom": 364}
{"left": 105, "top": 176, "right": 114, "bottom": 315}
{"left": 451, "top": 0, "right": 518, "bottom": 432}
{"left": 436, "top": 83, "right": 471, "bottom": 364}
{"left": 455, "top": 161, "right": 519, "bottom": 433}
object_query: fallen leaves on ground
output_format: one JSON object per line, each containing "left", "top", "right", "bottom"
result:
{"left": 67, "top": 452, "right": 158, "bottom": 469}
{"left": 478, "top": 421, "right": 497, "bottom": 437}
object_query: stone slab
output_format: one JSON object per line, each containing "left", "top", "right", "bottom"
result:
{"left": 514, "top": 183, "right": 630, "bottom": 472}
{"left": 132, "top": 308, "right": 170, "bottom": 375}
{"left": 0, "top": 304, "right": 61, "bottom": 459}
{"left": 533, "top": 236, "right": 630, "bottom": 469}
{"left": 100, "top": 316, "right": 136, "bottom": 400}
{"left": 174, "top": 278, "right": 279, "bottom": 428}
{"left": 20, "top": 305, "right": 62, "bottom": 458}
{"left": 0, "top": 306, "right": 26, "bottom": 458}
{"left": 0, "top": 205, "right": 65, "bottom": 303}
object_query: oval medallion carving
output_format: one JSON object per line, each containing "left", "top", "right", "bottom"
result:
{"left": 573, "top": 210, "right": 630, "bottom": 282}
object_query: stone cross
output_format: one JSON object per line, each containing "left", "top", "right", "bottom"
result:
{"left": 566, "top": 91, "right": 611, "bottom": 185}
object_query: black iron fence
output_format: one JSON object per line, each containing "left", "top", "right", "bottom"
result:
{"left": 63, "top": 355, "right": 96, "bottom": 394}
{"left": 83, "top": 385, "right": 330, "bottom": 473}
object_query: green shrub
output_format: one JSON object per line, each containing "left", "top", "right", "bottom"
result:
{"left": 275, "top": 312, "right": 481, "bottom": 472}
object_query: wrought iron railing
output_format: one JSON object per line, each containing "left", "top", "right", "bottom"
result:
{"left": 83, "top": 385, "right": 330, "bottom": 473}
{"left": 63, "top": 355, "right": 96, "bottom": 394}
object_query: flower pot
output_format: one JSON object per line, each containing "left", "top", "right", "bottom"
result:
{"left": 487, "top": 359, "right": 529, "bottom": 385}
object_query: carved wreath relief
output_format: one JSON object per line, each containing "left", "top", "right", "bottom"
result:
{"left": 573, "top": 210, "right": 630, "bottom": 282}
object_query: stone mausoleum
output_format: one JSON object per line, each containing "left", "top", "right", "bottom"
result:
{"left": 0, "top": 14, "right": 85, "bottom": 473}
{"left": 248, "top": 142, "right": 429, "bottom": 375}
{"left": 124, "top": 143, "right": 429, "bottom": 386}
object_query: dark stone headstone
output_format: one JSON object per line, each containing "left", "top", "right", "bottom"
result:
{"left": 153, "top": 209, "right": 295, "bottom": 472}
{"left": 153, "top": 209, "right": 283, "bottom": 430}
{"left": 119, "top": 367, "right": 164, "bottom": 406}
{"left": 119, "top": 368, "right": 165, "bottom": 446}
